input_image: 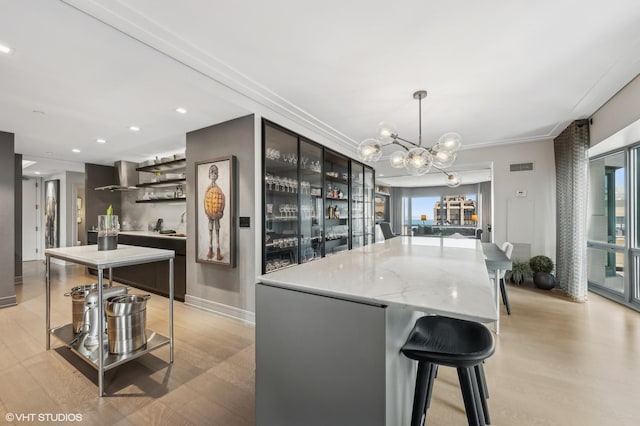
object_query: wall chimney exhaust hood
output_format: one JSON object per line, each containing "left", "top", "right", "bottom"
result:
{"left": 94, "top": 161, "right": 139, "bottom": 191}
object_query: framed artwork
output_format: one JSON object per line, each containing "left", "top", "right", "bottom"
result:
{"left": 196, "top": 156, "right": 236, "bottom": 267}
{"left": 44, "top": 179, "right": 60, "bottom": 248}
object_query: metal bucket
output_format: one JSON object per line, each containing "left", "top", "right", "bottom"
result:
{"left": 105, "top": 294, "right": 150, "bottom": 354}
{"left": 65, "top": 283, "right": 110, "bottom": 334}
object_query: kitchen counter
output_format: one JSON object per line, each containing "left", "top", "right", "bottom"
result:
{"left": 88, "top": 230, "right": 186, "bottom": 240}
{"left": 256, "top": 236, "right": 495, "bottom": 425}
{"left": 87, "top": 231, "right": 186, "bottom": 300}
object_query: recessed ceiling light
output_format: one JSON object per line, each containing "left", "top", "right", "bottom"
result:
{"left": 0, "top": 44, "right": 12, "bottom": 54}
{"left": 96, "top": 138, "right": 106, "bottom": 144}
{"left": 176, "top": 107, "right": 187, "bottom": 114}
{"left": 45, "top": 152, "right": 53, "bottom": 155}
{"left": 34, "top": 171, "right": 41, "bottom": 175}
{"left": 129, "top": 125, "right": 140, "bottom": 132}
{"left": 72, "top": 148, "right": 81, "bottom": 153}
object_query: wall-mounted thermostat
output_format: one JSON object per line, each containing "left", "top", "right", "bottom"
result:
{"left": 515, "top": 190, "right": 527, "bottom": 198}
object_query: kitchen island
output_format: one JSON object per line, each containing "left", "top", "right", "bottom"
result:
{"left": 87, "top": 230, "right": 186, "bottom": 300}
{"left": 256, "top": 236, "right": 496, "bottom": 426}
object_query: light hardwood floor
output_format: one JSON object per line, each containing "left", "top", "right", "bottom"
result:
{"left": 1, "top": 261, "right": 639, "bottom": 425}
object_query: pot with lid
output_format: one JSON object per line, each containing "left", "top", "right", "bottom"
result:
{"left": 65, "top": 282, "right": 111, "bottom": 334}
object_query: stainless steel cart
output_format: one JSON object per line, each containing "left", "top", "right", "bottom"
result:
{"left": 45, "top": 244, "right": 175, "bottom": 397}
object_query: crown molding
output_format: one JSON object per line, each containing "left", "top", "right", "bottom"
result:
{"left": 61, "top": 0, "right": 356, "bottom": 152}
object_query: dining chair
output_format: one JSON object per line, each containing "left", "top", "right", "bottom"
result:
{"left": 489, "top": 242, "right": 514, "bottom": 315}
{"left": 379, "top": 222, "right": 396, "bottom": 240}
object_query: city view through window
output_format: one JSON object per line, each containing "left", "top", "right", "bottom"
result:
{"left": 407, "top": 195, "right": 477, "bottom": 227}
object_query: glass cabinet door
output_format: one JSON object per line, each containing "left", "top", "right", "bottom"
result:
{"left": 324, "top": 150, "right": 350, "bottom": 255}
{"left": 364, "top": 166, "right": 375, "bottom": 245}
{"left": 299, "top": 138, "right": 324, "bottom": 263}
{"left": 351, "top": 161, "right": 365, "bottom": 249}
{"left": 264, "top": 124, "right": 299, "bottom": 273}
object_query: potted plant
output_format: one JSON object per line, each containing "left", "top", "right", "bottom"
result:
{"left": 529, "top": 255, "right": 556, "bottom": 290}
{"left": 506, "top": 260, "right": 532, "bottom": 285}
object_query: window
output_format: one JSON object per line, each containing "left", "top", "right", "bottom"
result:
{"left": 402, "top": 193, "right": 478, "bottom": 237}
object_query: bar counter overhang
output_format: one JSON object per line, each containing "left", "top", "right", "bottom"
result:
{"left": 256, "top": 236, "right": 496, "bottom": 426}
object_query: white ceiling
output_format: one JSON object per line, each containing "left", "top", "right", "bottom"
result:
{"left": 3, "top": 0, "right": 640, "bottom": 184}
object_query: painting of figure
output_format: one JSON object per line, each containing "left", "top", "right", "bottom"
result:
{"left": 44, "top": 180, "right": 60, "bottom": 248}
{"left": 196, "top": 156, "right": 235, "bottom": 267}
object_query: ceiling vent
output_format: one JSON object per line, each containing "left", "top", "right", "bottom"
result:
{"left": 510, "top": 162, "right": 534, "bottom": 172}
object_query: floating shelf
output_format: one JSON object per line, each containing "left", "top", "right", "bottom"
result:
{"left": 136, "top": 178, "right": 185, "bottom": 188}
{"left": 136, "top": 158, "right": 186, "bottom": 173}
{"left": 136, "top": 197, "right": 186, "bottom": 204}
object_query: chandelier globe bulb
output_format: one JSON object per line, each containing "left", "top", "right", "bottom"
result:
{"left": 404, "top": 147, "right": 432, "bottom": 176}
{"left": 357, "top": 138, "right": 383, "bottom": 162}
{"left": 431, "top": 146, "right": 457, "bottom": 168}
{"left": 437, "top": 132, "right": 463, "bottom": 152}
{"left": 446, "top": 172, "right": 462, "bottom": 188}
{"left": 376, "top": 122, "right": 398, "bottom": 143}
{"left": 389, "top": 150, "right": 407, "bottom": 168}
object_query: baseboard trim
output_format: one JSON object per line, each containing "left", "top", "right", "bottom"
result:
{"left": 184, "top": 294, "right": 255, "bottom": 325}
{"left": 0, "top": 295, "right": 17, "bottom": 308}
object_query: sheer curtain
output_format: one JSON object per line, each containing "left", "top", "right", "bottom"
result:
{"left": 554, "top": 120, "right": 589, "bottom": 301}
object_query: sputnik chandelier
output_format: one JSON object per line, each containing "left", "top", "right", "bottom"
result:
{"left": 357, "top": 90, "right": 463, "bottom": 187}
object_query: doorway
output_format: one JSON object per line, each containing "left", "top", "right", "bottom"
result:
{"left": 22, "top": 178, "right": 40, "bottom": 261}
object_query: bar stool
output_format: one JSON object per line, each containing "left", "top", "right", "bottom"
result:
{"left": 401, "top": 316, "right": 495, "bottom": 426}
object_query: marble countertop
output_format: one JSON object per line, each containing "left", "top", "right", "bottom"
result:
{"left": 259, "top": 236, "right": 497, "bottom": 323}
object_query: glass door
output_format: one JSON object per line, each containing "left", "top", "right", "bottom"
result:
{"left": 299, "top": 138, "right": 324, "bottom": 263}
{"left": 350, "top": 160, "right": 365, "bottom": 249}
{"left": 587, "top": 151, "right": 626, "bottom": 294}
{"left": 263, "top": 123, "right": 299, "bottom": 273}
{"left": 324, "top": 150, "right": 350, "bottom": 255}
{"left": 364, "top": 166, "right": 375, "bottom": 245}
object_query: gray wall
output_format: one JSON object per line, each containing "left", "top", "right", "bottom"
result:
{"left": 185, "top": 115, "right": 256, "bottom": 320}
{"left": 15, "top": 154, "right": 22, "bottom": 285}
{"left": 84, "top": 163, "right": 121, "bottom": 232}
{"left": 0, "top": 132, "right": 16, "bottom": 308}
